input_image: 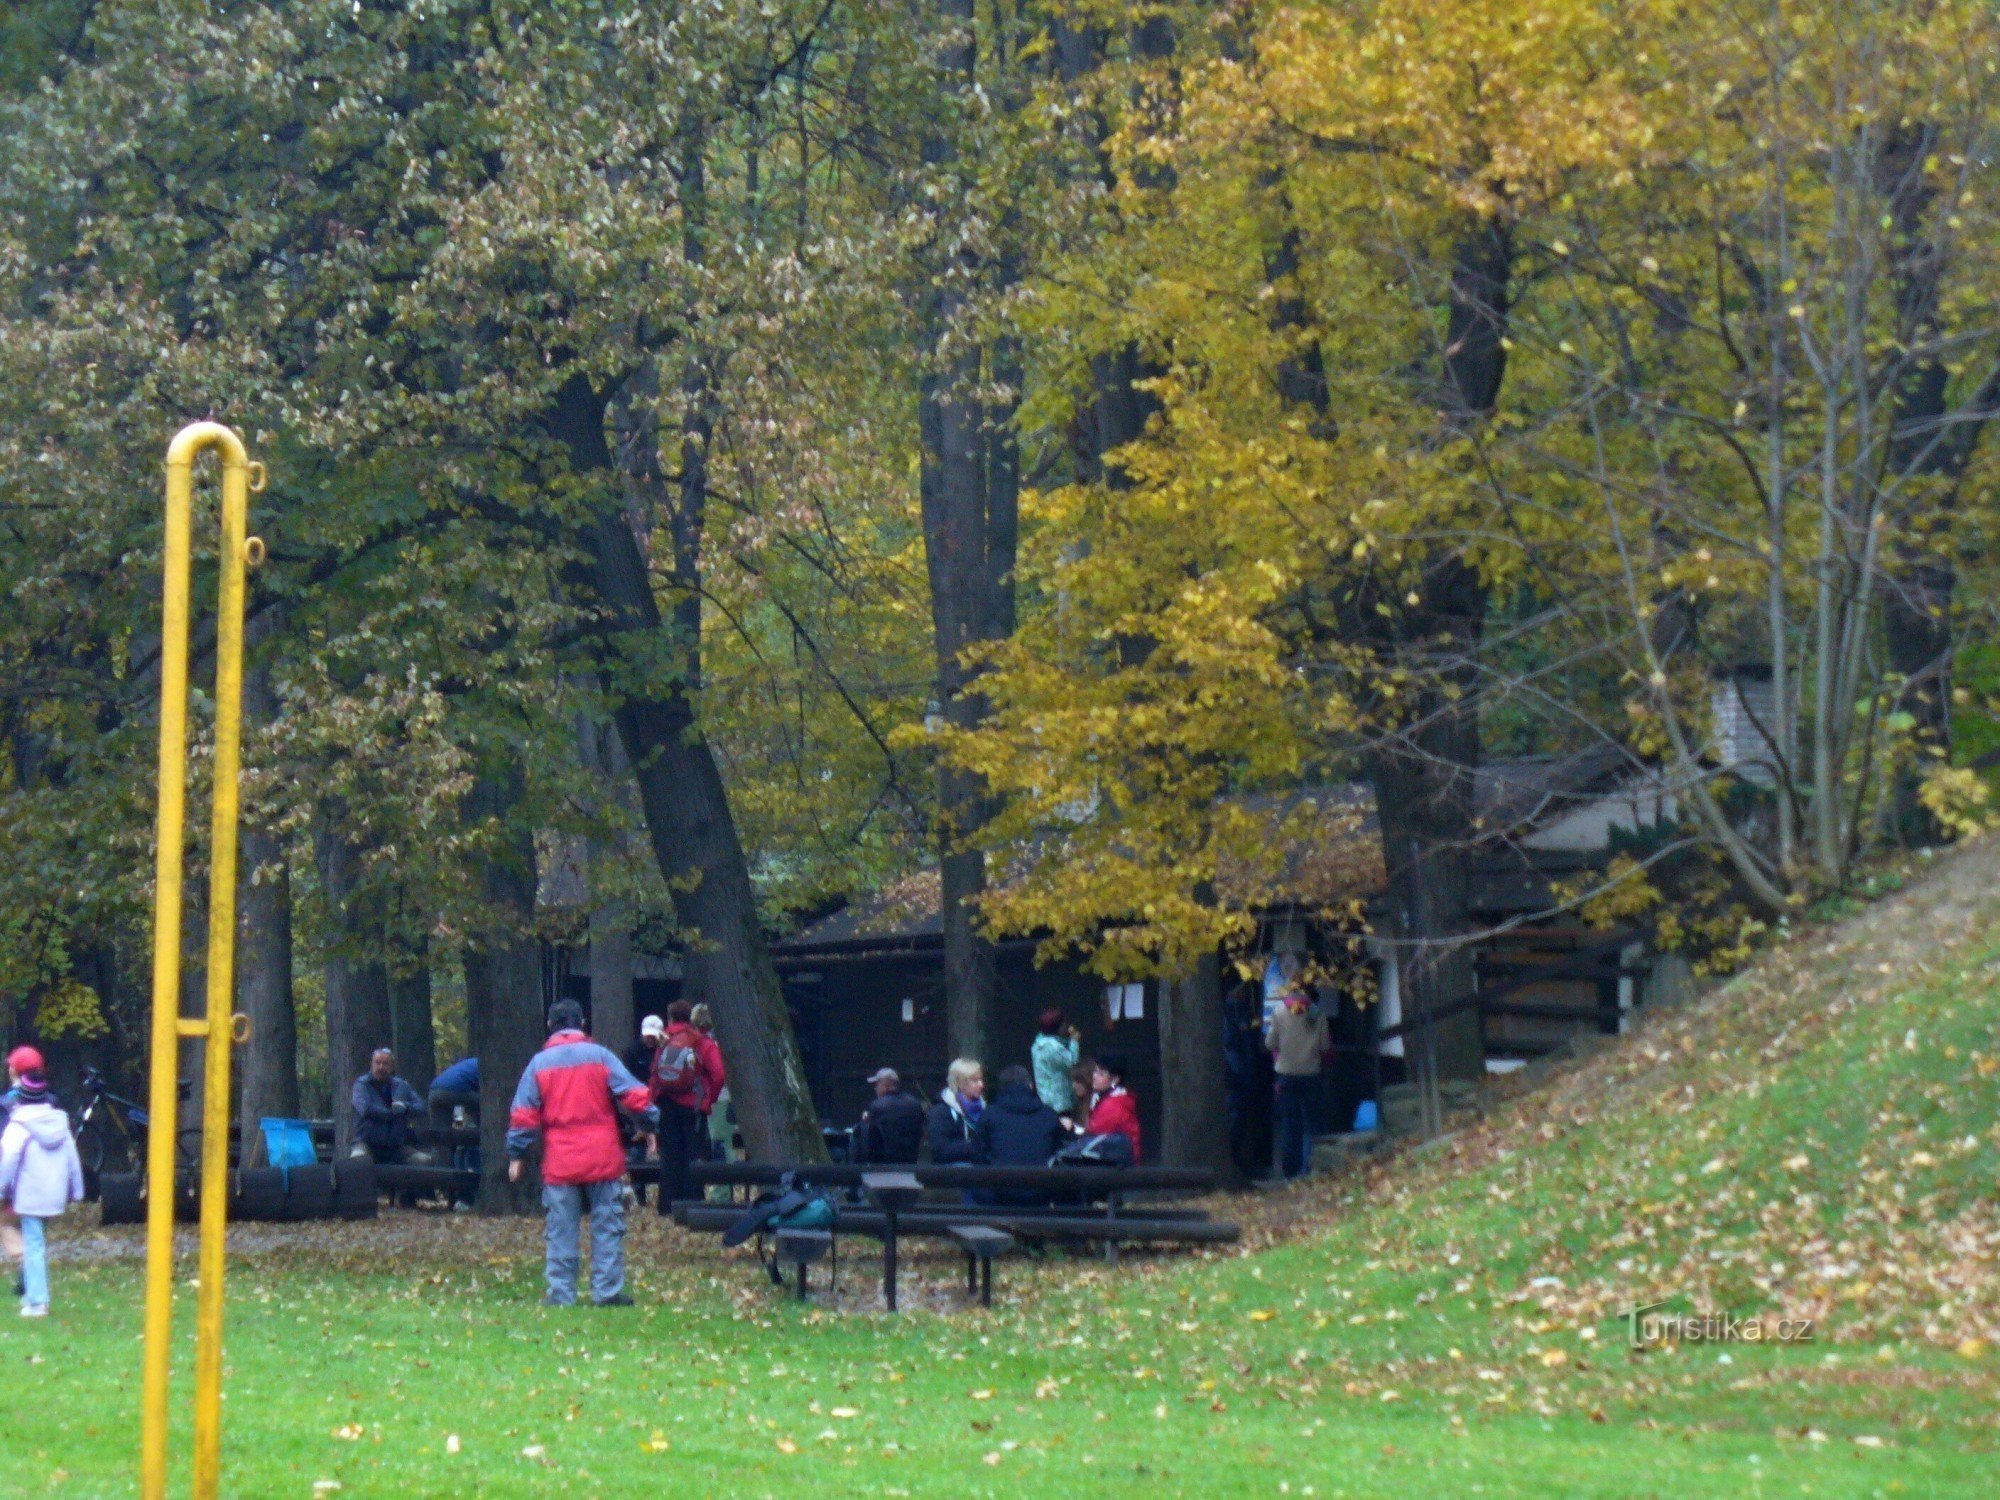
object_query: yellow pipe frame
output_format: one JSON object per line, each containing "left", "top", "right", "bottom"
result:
{"left": 141, "top": 422, "right": 263, "bottom": 1500}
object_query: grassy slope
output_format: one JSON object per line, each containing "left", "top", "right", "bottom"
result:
{"left": 9, "top": 841, "right": 2000, "bottom": 1497}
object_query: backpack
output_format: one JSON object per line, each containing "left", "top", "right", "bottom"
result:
{"left": 1052, "top": 1131, "right": 1134, "bottom": 1169}
{"left": 653, "top": 1039, "right": 709, "bottom": 1109}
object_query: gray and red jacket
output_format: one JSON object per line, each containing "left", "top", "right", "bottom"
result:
{"left": 506, "top": 1030, "right": 657, "bottom": 1186}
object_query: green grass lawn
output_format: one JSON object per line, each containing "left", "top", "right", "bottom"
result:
{"left": 10, "top": 846, "right": 2000, "bottom": 1497}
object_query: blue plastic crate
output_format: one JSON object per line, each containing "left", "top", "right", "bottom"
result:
{"left": 259, "top": 1117, "right": 318, "bottom": 1171}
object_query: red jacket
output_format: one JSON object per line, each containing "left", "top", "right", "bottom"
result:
{"left": 1086, "top": 1087, "right": 1142, "bottom": 1163}
{"left": 507, "top": 1031, "right": 657, "bottom": 1185}
{"left": 650, "top": 1023, "right": 726, "bottom": 1114}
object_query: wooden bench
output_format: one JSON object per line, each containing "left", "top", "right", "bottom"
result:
{"left": 773, "top": 1228, "right": 835, "bottom": 1301}
{"left": 947, "top": 1224, "right": 1013, "bottom": 1307}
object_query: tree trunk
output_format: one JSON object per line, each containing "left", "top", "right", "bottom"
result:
{"left": 919, "top": 0, "right": 1012, "bottom": 1066}
{"left": 388, "top": 933, "right": 435, "bottom": 1095}
{"left": 578, "top": 713, "right": 637, "bottom": 1052}
{"left": 1367, "top": 596, "right": 1487, "bottom": 1097}
{"left": 546, "top": 358, "right": 825, "bottom": 1162}
{"left": 465, "top": 772, "right": 546, "bottom": 1214}
{"left": 586, "top": 883, "right": 635, "bottom": 1056}
{"left": 236, "top": 823, "right": 297, "bottom": 1161}
{"left": 315, "top": 808, "right": 393, "bottom": 1155}
{"left": 1158, "top": 950, "right": 1242, "bottom": 1184}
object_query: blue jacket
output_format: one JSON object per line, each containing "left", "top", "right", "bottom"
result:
{"left": 430, "top": 1058, "right": 479, "bottom": 1095}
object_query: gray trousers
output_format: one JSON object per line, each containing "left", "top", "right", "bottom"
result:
{"left": 542, "top": 1180, "right": 626, "bottom": 1305}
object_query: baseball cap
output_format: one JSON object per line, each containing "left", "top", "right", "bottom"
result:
{"left": 640, "top": 1014, "right": 666, "bottom": 1039}
{"left": 866, "top": 1067, "right": 900, "bottom": 1086}
{"left": 6, "top": 1045, "right": 44, "bottom": 1076}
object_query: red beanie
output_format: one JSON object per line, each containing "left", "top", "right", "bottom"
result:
{"left": 6, "top": 1045, "right": 45, "bottom": 1076}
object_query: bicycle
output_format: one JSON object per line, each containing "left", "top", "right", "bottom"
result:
{"left": 73, "top": 1067, "right": 203, "bottom": 1183}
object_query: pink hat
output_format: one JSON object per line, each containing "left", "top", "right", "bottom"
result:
{"left": 6, "top": 1045, "right": 45, "bottom": 1076}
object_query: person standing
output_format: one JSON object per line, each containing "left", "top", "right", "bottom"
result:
{"left": 689, "top": 1005, "right": 736, "bottom": 1164}
{"left": 0, "top": 1056, "right": 84, "bottom": 1318}
{"left": 649, "top": 1000, "right": 725, "bottom": 1217}
{"left": 624, "top": 1013, "right": 666, "bottom": 1087}
{"left": 1268, "top": 989, "right": 1331, "bottom": 1179}
{"left": 506, "top": 1000, "right": 657, "bottom": 1307}
{"left": 1030, "top": 1011, "right": 1081, "bottom": 1118}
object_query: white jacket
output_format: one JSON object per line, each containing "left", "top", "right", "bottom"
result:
{"left": 0, "top": 1102, "right": 85, "bottom": 1218}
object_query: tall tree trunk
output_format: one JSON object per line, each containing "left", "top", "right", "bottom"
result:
{"left": 1159, "top": 949, "right": 1241, "bottom": 1184}
{"left": 464, "top": 771, "right": 545, "bottom": 1214}
{"left": 546, "top": 366, "right": 824, "bottom": 1160}
{"left": 236, "top": 745, "right": 297, "bottom": 1164}
{"left": 586, "top": 876, "right": 635, "bottom": 1055}
{"left": 315, "top": 807, "right": 393, "bottom": 1155}
{"left": 388, "top": 932, "right": 435, "bottom": 1094}
{"left": 919, "top": 0, "right": 1012, "bottom": 1066}
{"left": 577, "top": 714, "right": 637, "bottom": 1052}
{"left": 1362, "top": 223, "right": 1513, "bottom": 1106}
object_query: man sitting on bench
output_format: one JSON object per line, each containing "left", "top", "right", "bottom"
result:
{"left": 973, "top": 1066, "right": 1067, "bottom": 1206}
{"left": 853, "top": 1068, "right": 924, "bottom": 1165}
{"left": 350, "top": 1049, "right": 426, "bottom": 1165}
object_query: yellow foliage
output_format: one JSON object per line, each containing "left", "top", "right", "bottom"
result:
{"left": 1919, "top": 767, "right": 1995, "bottom": 841}
{"left": 36, "top": 978, "right": 109, "bottom": 1041}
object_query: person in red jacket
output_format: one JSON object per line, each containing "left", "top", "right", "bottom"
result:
{"left": 649, "top": 999, "right": 727, "bottom": 1216}
{"left": 1085, "top": 1053, "right": 1142, "bottom": 1163}
{"left": 506, "top": 1001, "right": 658, "bottom": 1306}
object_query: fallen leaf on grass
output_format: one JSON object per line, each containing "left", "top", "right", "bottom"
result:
{"left": 331, "top": 1425, "right": 363, "bottom": 1441}
{"left": 775, "top": 1438, "right": 798, "bottom": 1455}
{"left": 444, "top": 1434, "right": 460, "bottom": 1456}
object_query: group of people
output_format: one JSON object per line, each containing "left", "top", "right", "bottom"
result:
{"left": 853, "top": 1009, "right": 1142, "bottom": 1172}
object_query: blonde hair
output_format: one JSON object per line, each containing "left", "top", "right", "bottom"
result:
{"left": 689, "top": 1003, "right": 714, "bottom": 1031}
{"left": 946, "top": 1057, "right": 983, "bottom": 1094}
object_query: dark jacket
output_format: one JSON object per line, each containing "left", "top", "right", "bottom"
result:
{"left": 973, "top": 1081, "right": 1067, "bottom": 1168}
{"left": 854, "top": 1090, "right": 925, "bottom": 1164}
{"left": 925, "top": 1091, "right": 981, "bottom": 1166}
{"left": 351, "top": 1074, "right": 425, "bottom": 1155}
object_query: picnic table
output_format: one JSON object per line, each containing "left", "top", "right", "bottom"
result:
{"left": 670, "top": 1160, "right": 1237, "bottom": 1304}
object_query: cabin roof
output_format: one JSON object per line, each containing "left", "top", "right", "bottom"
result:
{"left": 778, "top": 747, "right": 1642, "bottom": 956}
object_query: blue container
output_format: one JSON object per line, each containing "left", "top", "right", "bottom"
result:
{"left": 259, "top": 1117, "right": 319, "bottom": 1172}
{"left": 1352, "top": 1100, "right": 1380, "bottom": 1133}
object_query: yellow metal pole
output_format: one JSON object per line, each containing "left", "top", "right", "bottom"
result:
{"left": 190, "top": 440, "right": 252, "bottom": 1499}
{"left": 141, "top": 422, "right": 257, "bottom": 1500}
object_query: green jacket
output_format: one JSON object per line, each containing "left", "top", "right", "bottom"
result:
{"left": 1031, "top": 1033, "right": 1080, "bottom": 1114}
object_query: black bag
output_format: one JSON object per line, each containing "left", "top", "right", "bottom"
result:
{"left": 1051, "top": 1132, "right": 1134, "bottom": 1168}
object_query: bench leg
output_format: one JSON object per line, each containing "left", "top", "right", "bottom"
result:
{"left": 966, "top": 1252, "right": 977, "bottom": 1296}
{"left": 981, "top": 1256, "right": 993, "bottom": 1308}
{"left": 796, "top": 1259, "right": 808, "bottom": 1302}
